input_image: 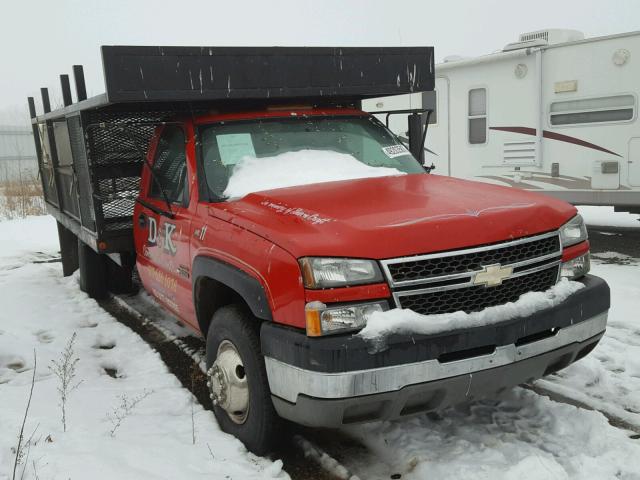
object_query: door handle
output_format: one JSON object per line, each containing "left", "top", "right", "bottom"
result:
{"left": 138, "top": 212, "right": 148, "bottom": 228}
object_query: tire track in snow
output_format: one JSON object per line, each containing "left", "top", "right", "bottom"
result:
{"left": 99, "top": 294, "right": 355, "bottom": 480}
{"left": 524, "top": 382, "right": 640, "bottom": 435}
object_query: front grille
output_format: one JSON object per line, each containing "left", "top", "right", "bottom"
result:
{"left": 397, "top": 265, "right": 559, "bottom": 315}
{"left": 381, "top": 232, "right": 563, "bottom": 316}
{"left": 386, "top": 234, "right": 560, "bottom": 285}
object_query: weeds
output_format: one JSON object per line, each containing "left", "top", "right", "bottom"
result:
{"left": 0, "top": 175, "right": 46, "bottom": 220}
{"left": 12, "top": 350, "right": 36, "bottom": 480}
{"left": 49, "top": 333, "right": 82, "bottom": 432}
{"left": 190, "top": 365, "right": 200, "bottom": 445}
{"left": 107, "top": 389, "right": 154, "bottom": 437}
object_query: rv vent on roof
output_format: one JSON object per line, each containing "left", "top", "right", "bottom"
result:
{"left": 519, "top": 29, "right": 584, "bottom": 45}
{"left": 520, "top": 31, "right": 549, "bottom": 43}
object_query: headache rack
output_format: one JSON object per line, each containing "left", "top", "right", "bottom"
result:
{"left": 28, "top": 46, "right": 435, "bottom": 254}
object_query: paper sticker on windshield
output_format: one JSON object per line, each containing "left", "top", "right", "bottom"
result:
{"left": 217, "top": 134, "right": 256, "bottom": 166}
{"left": 382, "top": 144, "right": 410, "bottom": 158}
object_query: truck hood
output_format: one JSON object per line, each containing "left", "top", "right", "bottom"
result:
{"left": 210, "top": 174, "right": 576, "bottom": 259}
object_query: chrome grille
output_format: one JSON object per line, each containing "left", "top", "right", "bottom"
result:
{"left": 381, "top": 231, "right": 562, "bottom": 315}
{"left": 397, "top": 266, "right": 559, "bottom": 315}
{"left": 384, "top": 232, "right": 560, "bottom": 287}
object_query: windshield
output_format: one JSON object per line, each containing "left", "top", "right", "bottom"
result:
{"left": 199, "top": 115, "right": 424, "bottom": 200}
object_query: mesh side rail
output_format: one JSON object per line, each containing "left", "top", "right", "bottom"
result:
{"left": 83, "top": 110, "right": 176, "bottom": 237}
{"left": 84, "top": 123, "right": 145, "bottom": 235}
{"left": 68, "top": 116, "right": 96, "bottom": 231}
{"left": 77, "top": 107, "right": 208, "bottom": 239}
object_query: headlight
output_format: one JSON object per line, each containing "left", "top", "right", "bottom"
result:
{"left": 559, "top": 214, "right": 588, "bottom": 247}
{"left": 299, "top": 257, "right": 384, "bottom": 289}
{"left": 561, "top": 253, "right": 591, "bottom": 280}
{"left": 305, "top": 301, "right": 387, "bottom": 336}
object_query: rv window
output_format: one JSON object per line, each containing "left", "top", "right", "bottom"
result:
{"left": 550, "top": 95, "right": 635, "bottom": 126}
{"left": 468, "top": 88, "right": 487, "bottom": 144}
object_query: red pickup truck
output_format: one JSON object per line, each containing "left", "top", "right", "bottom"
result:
{"left": 30, "top": 46, "right": 609, "bottom": 454}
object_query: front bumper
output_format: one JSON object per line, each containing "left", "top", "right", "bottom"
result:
{"left": 261, "top": 275, "right": 609, "bottom": 427}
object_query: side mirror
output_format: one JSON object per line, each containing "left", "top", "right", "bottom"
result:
{"left": 407, "top": 110, "right": 434, "bottom": 166}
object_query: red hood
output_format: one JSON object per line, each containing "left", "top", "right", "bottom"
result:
{"left": 209, "top": 174, "right": 576, "bottom": 259}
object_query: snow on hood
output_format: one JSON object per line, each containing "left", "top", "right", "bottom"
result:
{"left": 223, "top": 149, "right": 405, "bottom": 198}
{"left": 358, "top": 279, "right": 584, "bottom": 351}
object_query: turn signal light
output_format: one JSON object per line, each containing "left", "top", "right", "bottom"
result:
{"left": 304, "top": 300, "right": 386, "bottom": 337}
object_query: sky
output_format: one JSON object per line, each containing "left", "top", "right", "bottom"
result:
{"left": 1, "top": 0, "right": 638, "bottom": 123}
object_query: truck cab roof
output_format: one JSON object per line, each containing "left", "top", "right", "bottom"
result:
{"left": 193, "top": 106, "right": 368, "bottom": 126}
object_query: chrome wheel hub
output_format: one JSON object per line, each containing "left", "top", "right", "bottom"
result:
{"left": 207, "top": 340, "right": 249, "bottom": 424}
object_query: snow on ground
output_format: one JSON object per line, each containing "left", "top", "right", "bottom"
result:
{"left": 344, "top": 388, "right": 640, "bottom": 480}
{"left": 536, "top": 257, "right": 640, "bottom": 427}
{"left": 0, "top": 218, "right": 286, "bottom": 479}
{"left": 224, "top": 150, "right": 404, "bottom": 198}
{"left": 578, "top": 205, "right": 640, "bottom": 228}
{"left": 0, "top": 216, "right": 58, "bottom": 269}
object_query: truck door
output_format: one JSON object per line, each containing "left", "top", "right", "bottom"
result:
{"left": 629, "top": 137, "right": 640, "bottom": 187}
{"left": 135, "top": 125, "right": 194, "bottom": 323}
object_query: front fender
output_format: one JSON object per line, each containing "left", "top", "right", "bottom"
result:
{"left": 192, "top": 255, "right": 273, "bottom": 321}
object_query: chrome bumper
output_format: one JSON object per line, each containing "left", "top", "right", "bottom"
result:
{"left": 265, "top": 312, "right": 607, "bottom": 404}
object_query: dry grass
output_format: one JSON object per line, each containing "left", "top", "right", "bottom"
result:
{"left": 0, "top": 175, "right": 47, "bottom": 220}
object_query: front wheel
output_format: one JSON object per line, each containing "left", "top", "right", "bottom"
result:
{"left": 205, "top": 305, "right": 280, "bottom": 455}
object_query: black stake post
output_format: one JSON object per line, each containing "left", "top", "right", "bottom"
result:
{"left": 40, "top": 88, "right": 51, "bottom": 113}
{"left": 27, "top": 96, "right": 37, "bottom": 119}
{"left": 73, "top": 65, "right": 87, "bottom": 101}
{"left": 60, "top": 74, "right": 73, "bottom": 106}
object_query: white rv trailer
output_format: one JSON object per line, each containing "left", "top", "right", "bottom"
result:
{"left": 364, "top": 29, "right": 640, "bottom": 213}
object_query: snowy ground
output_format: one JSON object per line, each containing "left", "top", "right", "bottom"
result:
{"left": 537, "top": 258, "right": 640, "bottom": 427}
{"left": 2, "top": 215, "right": 640, "bottom": 480}
{"left": 0, "top": 217, "right": 286, "bottom": 480}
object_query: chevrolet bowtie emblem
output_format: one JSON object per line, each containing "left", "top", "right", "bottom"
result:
{"left": 473, "top": 264, "right": 514, "bottom": 287}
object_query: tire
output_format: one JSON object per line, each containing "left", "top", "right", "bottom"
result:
{"left": 104, "top": 256, "right": 136, "bottom": 294}
{"left": 78, "top": 239, "right": 108, "bottom": 300}
{"left": 205, "top": 305, "right": 280, "bottom": 455}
